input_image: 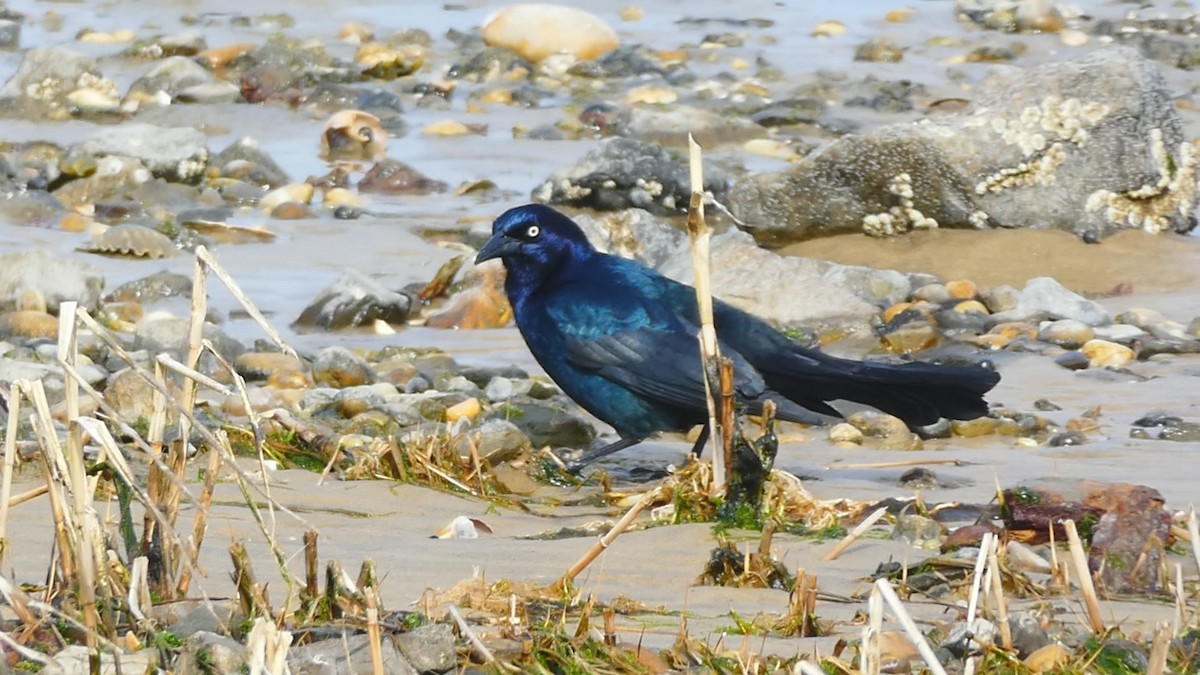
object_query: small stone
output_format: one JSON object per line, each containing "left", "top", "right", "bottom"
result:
{"left": 0, "top": 248, "right": 105, "bottom": 312}
{"left": 1054, "top": 350, "right": 1091, "bottom": 370}
{"left": 885, "top": 8, "right": 915, "bottom": 23}
{"left": 1006, "top": 542, "right": 1052, "bottom": 575}
{"left": 854, "top": 38, "right": 903, "bottom": 63}
{"left": 235, "top": 352, "right": 305, "bottom": 381}
{"left": 295, "top": 269, "right": 412, "bottom": 331}
{"left": 446, "top": 397, "right": 481, "bottom": 423}
{"left": 0, "top": 310, "right": 58, "bottom": 339}
{"left": 942, "top": 619, "right": 996, "bottom": 658}
{"left": 483, "top": 4, "right": 619, "bottom": 62}
{"left": 1059, "top": 29, "right": 1088, "bottom": 47}
{"left": 811, "top": 20, "right": 847, "bottom": 38}
{"left": 624, "top": 84, "right": 676, "bottom": 105}
{"left": 742, "top": 139, "right": 799, "bottom": 161}
{"left": 953, "top": 300, "right": 988, "bottom": 315}
{"left": 421, "top": 119, "right": 472, "bottom": 137}
{"left": 881, "top": 322, "right": 940, "bottom": 354}
{"left": 1081, "top": 339, "right": 1134, "bottom": 368}
{"left": 288, "top": 633, "right": 415, "bottom": 675}
{"left": 618, "top": 6, "right": 644, "bottom": 22}
{"left": 471, "top": 419, "right": 531, "bottom": 463}
{"left": 67, "top": 123, "right": 208, "bottom": 182}
{"left": 1037, "top": 319, "right": 1094, "bottom": 349}
{"left": 338, "top": 22, "right": 374, "bottom": 43}
{"left": 828, "top": 422, "right": 863, "bottom": 445}
{"left": 393, "top": 623, "right": 456, "bottom": 673}
{"left": 950, "top": 417, "right": 998, "bottom": 437}
{"left": 485, "top": 376, "right": 514, "bottom": 402}
{"left": 945, "top": 278, "right": 977, "bottom": 299}
{"left": 312, "top": 346, "right": 375, "bottom": 388}
{"left": 176, "top": 631, "right": 246, "bottom": 675}
{"left": 892, "top": 514, "right": 941, "bottom": 546}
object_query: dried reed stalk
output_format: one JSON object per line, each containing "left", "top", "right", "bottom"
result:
{"left": 873, "top": 579, "right": 949, "bottom": 675}
{"left": 0, "top": 382, "right": 20, "bottom": 567}
{"left": 824, "top": 506, "right": 888, "bottom": 561}
{"left": 555, "top": 487, "right": 660, "bottom": 592}
{"left": 861, "top": 583, "right": 882, "bottom": 675}
{"left": 365, "top": 588, "right": 384, "bottom": 675}
{"left": 178, "top": 440, "right": 222, "bottom": 596}
{"left": 685, "top": 133, "right": 727, "bottom": 493}
{"left": 966, "top": 531, "right": 994, "bottom": 621}
{"left": 448, "top": 604, "right": 496, "bottom": 664}
{"left": 245, "top": 617, "right": 293, "bottom": 675}
{"left": 1147, "top": 621, "right": 1170, "bottom": 675}
{"left": 988, "top": 538, "right": 1013, "bottom": 651}
{"left": 1064, "top": 519, "right": 1105, "bottom": 633}
{"left": 1188, "top": 506, "right": 1200, "bottom": 577}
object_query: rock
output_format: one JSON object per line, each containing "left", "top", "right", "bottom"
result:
{"left": 312, "top": 346, "right": 375, "bottom": 388}
{"left": 39, "top": 645, "right": 159, "bottom": 675}
{"left": 445, "top": 397, "right": 481, "bottom": 423}
{"left": 892, "top": 514, "right": 941, "bottom": 546}
{"left": 1037, "top": 318, "right": 1094, "bottom": 348}
{"left": 393, "top": 623, "right": 456, "bottom": 673}
{"left": 295, "top": 269, "right": 412, "bottom": 330}
{"left": 658, "top": 229, "right": 911, "bottom": 332}
{"left": 854, "top": 38, "right": 904, "bottom": 63}
{"left": 0, "top": 19, "right": 20, "bottom": 49}
{"left": 176, "top": 631, "right": 246, "bottom": 675}
{"left": 532, "top": 137, "right": 728, "bottom": 215}
{"left": 847, "top": 410, "right": 920, "bottom": 450}
{"left": 127, "top": 55, "right": 215, "bottom": 99}
{"left": 828, "top": 422, "right": 863, "bottom": 445}
{"left": 424, "top": 265, "right": 510, "bottom": 330}
{"left": 470, "top": 419, "right": 531, "bottom": 463}
{"left": 0, "top": 249, "right": 104, "bottom": 312}
{"left": 105, "top": 271, "right": 192, "bottom": 303}
{"left": 211, "top": 138, "right": 291, "bottom": 189}
{"left": 1087, "top": 484, "right": 1171, "bottom": 594}
{"left": 66, "top": 124, "right": 209, "bottom": 183}
{"left": 236, "top": 352, "right": 306, "bottom": 382}
{"left": 321, "top": 110, "right": 387, "bottom": 162}
{"left": 483, "top": 4, "right": 618, "bottom": 62}
{"left": 730, "top": 47, "right": 1193, "bottom": 242}
{"left": 994, "top": 277, "right": 1111, "bottom": 326}
{"left": 133, "top": 317, "right": 246, "bottom": 372}
{"left": 174, "top": 82, "right": 242, "bottom": 104}
{"left": 288, "top": 633, "right": 416, "bottom": 675}
{"left": 505, "top": 399, "right": 596, "bottom": 449}
{"left": 0, "top": 310, "right": 58, "bottom": 339}
{"left": 0, "top": 47, "right": 114, "bottom": 120}
{"left": 941, "top": 618, "right": 996, "bottom": 658}
{"left": 573, "top": 209, "right": 687, "bottom": 269}
{"left": 358, "top": 159, "right": 448, "bottom": 195}
{"left": 1008, "top": 612, "right": 1051, "bottom": 658}
{"left": 1081, "top": 339, "right": 1134, "bottom": 368}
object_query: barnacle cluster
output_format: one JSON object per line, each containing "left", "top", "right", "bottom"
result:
{"left": 861, "top": 173, "right": 939, "bottom": 237}
{"left": 1085, "top": 129, "right": 1197, "bottom": 233}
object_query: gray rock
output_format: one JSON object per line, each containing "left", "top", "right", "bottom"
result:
{"left": 659, "top": 229, "right": 910, "bottom": 332}
{"left": 0, "top": 248, "right": 104, "bottom": 312}
{"left": 484, "top": 376, "right": 514, "bottom": 402}
{"left": 1037, "top": 318, "right": 1094, "bottom": 348}
{"left": 211, "top": 138, "right": 291, "bottom": 189}
{"left": 393, "top": 623, "right": 456, "bottom": 674}
{"left": 731, "top": 47, "right": 1193, "bottom": 243}
{"left": 941, "top": 618, "right": 997, "bottom": 658}
{"left": 133, "top": 317, "right": 246, "bottom": 373}
{"left": 294, "top": 269, "right": 412, "bottom": 331}
{"left": 105, "top": 271, "right": 192, "bottom": 303}
{"left": 993, "top": 277, "right": 1111, "bottom": 326}
{"left": 574, "top": 209, "right": 687, "bottom": 269}
{"left": 66, "top": 124, "right": 209, "bottom": 183}
{"left": 0, "top": 19, "right": 20, "bottom": 49}
{"left": 0, "top": 47, "right": 111, "bottom": 119}
{"left": 288, "top": 633, "right": 416, "bottom": 675}
{"left": 0, "top": 190, "right": 67, "bottom": 227}
{"left": 891, "top": 514, "right": 942, "bottom": 546}
{"left": 174, "top": 82, "right": 242, "bottom": 104}
{"left": 103, "top": 367, "right": 156, "bottom": 424}
{"left": 312, "top": 346, "right": 376, "bottom": 388}
{"left": 532, "top": 137, "right": 728, "bottom": 215}
{"left": 127, "top": 56, "right": 214, "bottom": 99}
{"left": 175, "top": 631, "right": 245, "bottom": 675}
{"left": 1008, "top": 612, "right": 1051, "bottom": 658}
{"left": 40, "top": 645, "right": 159, "bottom": 675}
{"left": 505, "top": 400, "right": 596, "bottom": 449}
{"left": 470, "top": 418, "right": 531, "bottom": 463}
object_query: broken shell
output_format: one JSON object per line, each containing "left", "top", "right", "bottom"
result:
{"left": 355, "top": 42, "right": 424, "bottom": 79}
{"left": 320, "top": 109, "right": 387, "bottom": 162}
{"left": 434, "top": 515, "right": 493, "bottom": 539}
{"left": 79, "top": 224, "right": 177, "bottom": 259}
{"left": 182, "top": 219, "right": 276, "bottom": 245}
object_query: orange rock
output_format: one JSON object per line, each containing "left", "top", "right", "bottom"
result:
{"left": 0, "top": 310, "right": 58, "bottom": 339}
{"left": 197, "top": 43, "right": 256, "bottom": 69}
{"left": 482, "top": 4, "right": 619, "bottom": 62}
{"left": 945, "top": 278, "right": 978, "bottom": 299}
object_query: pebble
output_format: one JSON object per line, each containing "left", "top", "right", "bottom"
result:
{"left": 445, "top": 397, "right": 481, "bottom": 423}
{"left": 312, "top": 346, "right": 375, "bottom": 388}
{"left": 1024, "top": 643, "right": 1070, "bottom": 673}
{"left": 1081, "top": 339, "right": 1134, "bottom": 368}
{"left": 1059, "top": 29, "right": 1088, "bottom": 47}
{"left": 827, "top": 422, "right": 863, "bottom": 445}
{"left": 482, "top": 4, "right": 619, "bottom": 62}
{"left": 892, "top": 514, "right": 941, "bottom": 547}
{"left": 624, "top": 84, "right": 677, "bottom": 105}
{"left": 0, "top": 310, "right": 58, "bottom": 339}
{"left": 945, "top": 278, "right": 977, "bottom": 299}
{"left": 811, "top": 20, "right": 847, "bottom": 38}
{"left": 422, "top": 120, "right": 472, "bottom": 137}
{"left": 1037, "top": 319, "right": 1094, "bottom": 349}
{"left": 742, "top": 139, "right": 799, "bottom": 161}
{"left": 618, "top": 7, "right": 644, "bottom": 22}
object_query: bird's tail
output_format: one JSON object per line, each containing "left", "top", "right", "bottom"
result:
{"left": 765, "top": 352, "right": 1000, "bottom": 429}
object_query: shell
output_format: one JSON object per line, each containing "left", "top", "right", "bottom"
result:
{"left": 182, "top": 219, "right": 276, "bottom": 245}
{"left": 79, "top": 224, "right": 177, "bottom": 259}
{"left": 320, "top": 110, "right": 387, "bottom": 162}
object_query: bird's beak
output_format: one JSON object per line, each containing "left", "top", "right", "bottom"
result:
{"left": 475, "top": 234, "right": 520, "bottom": 264}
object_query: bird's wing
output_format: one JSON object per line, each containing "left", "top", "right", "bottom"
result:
{"left": 543, "top": 278, "right": 766, "bottom": 410}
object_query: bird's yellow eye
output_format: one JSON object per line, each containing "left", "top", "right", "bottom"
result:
{"left": 526, "top": 225, "right": 540, "bottom": 238}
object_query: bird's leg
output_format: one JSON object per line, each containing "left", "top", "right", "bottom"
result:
{"left": 564, "top": 436, "right": 643, "bottom": 474}
{"left": 689, "top": 424, "right": 710, "bottom": 457}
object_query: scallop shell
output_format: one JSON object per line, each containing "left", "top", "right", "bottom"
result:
{"left": 79, "top": 224, "right": 177, "bottom": 259}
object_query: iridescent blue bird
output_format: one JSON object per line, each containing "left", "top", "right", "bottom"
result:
{"left": 476, "top": 204, "right": 999, "bottom": 471}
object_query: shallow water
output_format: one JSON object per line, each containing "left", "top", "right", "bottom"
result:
{"left": 2, "top": 0, "right": 1199, "bottom": 658}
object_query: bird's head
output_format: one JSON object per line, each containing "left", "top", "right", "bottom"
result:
{"left": 475, "top": 204, "right": 594, "bottom": 287}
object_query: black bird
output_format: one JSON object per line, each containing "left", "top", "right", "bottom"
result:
{"left": 476, "top": 204, "right": 1000, "bottom": 470}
